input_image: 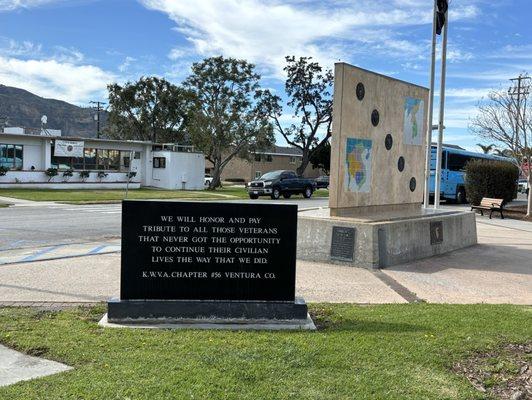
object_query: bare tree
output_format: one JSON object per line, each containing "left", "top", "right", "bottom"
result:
{"left": 470, "top": 83, "right": 532, "bottom": 216}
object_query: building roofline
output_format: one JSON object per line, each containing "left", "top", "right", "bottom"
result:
{"left": 0, "top": 132, "right": 153, "bottom": 145}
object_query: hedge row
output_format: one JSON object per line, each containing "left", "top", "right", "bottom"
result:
{"left": 465, "top": 159, "right": 519, "bottom": 205}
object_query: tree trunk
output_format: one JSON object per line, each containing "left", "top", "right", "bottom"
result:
{"left": 527, "top": 172, "right": 532, "bottom": 217}
{"left": 296, "top": 150, "right": 310, "bottom": 176}
{"left": 209, "top": 159, "right": 223, "bottom": 189}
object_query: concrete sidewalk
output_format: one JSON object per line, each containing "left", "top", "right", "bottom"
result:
{"left": 0, "top": 345, "right": 71, "bottom": 387}
{"left": 0, "top": 217, "right": 530, "bottom": 305}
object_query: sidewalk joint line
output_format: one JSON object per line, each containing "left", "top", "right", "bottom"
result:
{"left": 371, "top": 269, "right": 424, "bottom": 303}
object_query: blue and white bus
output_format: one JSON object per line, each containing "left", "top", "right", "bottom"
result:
{"left": 429, "top": 144, "right": 511, "bottom": 203}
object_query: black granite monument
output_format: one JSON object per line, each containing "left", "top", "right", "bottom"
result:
{"left": 106, "top": 200, "right": 309, "bottom": 325}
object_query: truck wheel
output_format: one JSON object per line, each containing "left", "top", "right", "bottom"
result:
{"left": 283, "top": 193, "right": 292, "bottom": 199}
{"left": 456, "top": 188, "right": 466, "bottom": 204}
{"left": 271, "top": 187, "right": 281, "bottom": 200}
{"left": 249, "top": 194, "right": 259, "bottom": 199}
{"left": 303, "top": 186, "right": 313, "bottom": 199}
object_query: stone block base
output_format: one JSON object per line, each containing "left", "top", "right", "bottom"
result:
{"left": 105, "top": 298, "right": 312, "bottom": 330}
{"left": 297, "top": 208, "right": 477, "bottom": 268}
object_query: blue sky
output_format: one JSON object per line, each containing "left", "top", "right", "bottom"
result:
{"left": 0, "top": 0, "right": 531, "bottom": 151}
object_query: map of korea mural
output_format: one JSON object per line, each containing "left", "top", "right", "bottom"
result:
{"left": 344, "top": 138, "right": 372, "bottom": 193}
{"left": 403, "top": 97, "right": 424, "bottom": 145}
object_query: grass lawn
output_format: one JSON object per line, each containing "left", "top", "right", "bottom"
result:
{"left": 0, "top": 304, "right": 530, "bottom": 399}
{"left": 0, "top": 187, "right": 329, "bottom": 203}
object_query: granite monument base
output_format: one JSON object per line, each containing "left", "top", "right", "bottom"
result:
{"left": 297, "top": 207, "right": 477, "bottom": 268}
{"left": 102, "top": 298, "right": 315, "bottom": 331}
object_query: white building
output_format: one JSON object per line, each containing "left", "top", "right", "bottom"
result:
{"left": 0, "top": 128, "right": 205, "bottom": 190}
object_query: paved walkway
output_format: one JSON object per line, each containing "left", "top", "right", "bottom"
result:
{"left": 0, "top": 215, "right": 530, "bottom": 305}
{"left": 0, "top": 345, "right": 71, "bottom": 387}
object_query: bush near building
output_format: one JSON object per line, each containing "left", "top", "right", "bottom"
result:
{"left": 465, "top": 159, "right": 519, "bottom": 205}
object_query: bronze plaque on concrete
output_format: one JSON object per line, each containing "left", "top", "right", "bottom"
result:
{"left": 430, "top": 221, "right": 443, "bottom": 245}
{"left": 331, "top": 226, "right": 355, "bottom": 261}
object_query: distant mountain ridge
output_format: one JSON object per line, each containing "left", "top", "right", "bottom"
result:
{"left": 0, "top": 85, "right": 107, "bottom": 138}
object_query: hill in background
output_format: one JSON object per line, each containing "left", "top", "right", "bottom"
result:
{"left": 0, "top": 85, "right": 107, "bottom": 137}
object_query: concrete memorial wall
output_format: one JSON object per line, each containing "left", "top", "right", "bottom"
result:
{"left": 329, "top": 63, "right": 429, "bottom": 216}
{"left": 297, "top": 62, "right": 477, "bottom": 269}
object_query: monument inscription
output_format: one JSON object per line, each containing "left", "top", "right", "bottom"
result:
{"left": 121, "top": 200, "right": 297, "bottom": 302}
{"left": 330, "top": 226, "right": 356, "bottom": 261}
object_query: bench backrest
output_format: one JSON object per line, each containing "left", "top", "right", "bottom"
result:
{"left": 480, "top": 197, "right": 504, "bottom": 208}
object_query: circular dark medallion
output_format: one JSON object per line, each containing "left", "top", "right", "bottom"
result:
{"left": 409, "top": 177, "right": 417, "bottom": 192}
{"left": 371, "top": 109, "right": 380, "bottom": 127}
{"left": 385, "top": 134, "right": 393, "bottom": 150}
{"left": 356, "top": 82, "right": 365, "bottom": 101}
{"left": 398, "top": 156, "right": 405, "bottom": 172}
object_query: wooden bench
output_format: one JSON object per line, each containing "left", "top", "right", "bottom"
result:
{"left": 471, "top": 197, "right": 505, "bottom": 219}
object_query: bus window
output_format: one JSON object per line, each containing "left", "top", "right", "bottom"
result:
{"left": 431, "top": 149, "right": 448, "bottom": 170}
{"left": 448, "top": 153, "right": 472, "bottom": 171}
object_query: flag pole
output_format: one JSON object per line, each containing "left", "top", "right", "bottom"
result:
{"left": 423, "top": 0, "right": 438, "bottom": 209}
{"left": 434, "top": 9, "right": 448, "bottom": 209}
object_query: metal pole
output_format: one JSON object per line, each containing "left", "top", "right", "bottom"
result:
{"left": 96, "top": 103, "right": 100, "bottom": 139}
{"left": 423, "top": 0, "right": 438, "bottom": 208}
{"left": 125, "top": 150, "right": 133, "bottom": 199}
{"left": 434, "top": 10, "right": 449, "bottom": 209}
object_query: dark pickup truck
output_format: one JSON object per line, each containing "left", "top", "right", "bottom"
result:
{"left": 247, "top": 170, "right": 317, "bottom": 199}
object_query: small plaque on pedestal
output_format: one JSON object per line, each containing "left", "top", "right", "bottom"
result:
{"left": 101, "top": 200, "right": 314, "bottom": 330}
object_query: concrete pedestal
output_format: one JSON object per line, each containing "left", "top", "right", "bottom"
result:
{"left": 297, "top": 208, "right": 477, "bottom": 268}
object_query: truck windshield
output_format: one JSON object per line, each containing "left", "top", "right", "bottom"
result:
{"left": 259, "top": 171, "right": 282, "bottom": 180}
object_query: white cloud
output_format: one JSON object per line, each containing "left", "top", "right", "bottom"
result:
{"left": 0, "top": 38, "right": 42, "bottom": 57}
{"left": 0, "top": 56, "right": 114, "bottom": 104}
{"left": 445, "top": 88, "right": 491, "bottom": 100}
{"left": 0, "top": 0, "right": 63, "bottom": 11}
{"left": 140, "top": 0, "right": 480, "bottom": 77}
{"left": 118, "top": 56, "right": 136, "bottom": 73}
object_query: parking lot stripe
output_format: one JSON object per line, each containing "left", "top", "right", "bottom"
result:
{"left": 87, "top": 245, "right": 108, "bottom": 255}
{"left": 19, "top": 245, "right": 64, "bottom": 262}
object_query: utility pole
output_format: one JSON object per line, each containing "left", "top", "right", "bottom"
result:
{"left": 508, "top": 75, "right": 530, "bottom": 148}
{"left": 508, "top": 74, "right": 531, "bottom": 216}
{"left": 89, "top": 101, "right": 106, "bottom": 139}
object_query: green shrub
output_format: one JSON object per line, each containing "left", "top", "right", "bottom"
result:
{"left": 79, "top": 170, "right": 90, "bottom": 181}
{"left": 465, "top": 160, "right": 519, "bottom": 205}
{"left": 0, "top": 166, "right": 9, "bottom": 176}
{"left": 45, "top": 168, "right": 58, "bottom": 182}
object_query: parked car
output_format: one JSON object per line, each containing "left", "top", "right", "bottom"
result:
{"left": 204, "top": 175, "right": 213, "bottom": 187}
{"left": 314, "top": 175, "right": 329, "bottom": 189}
{"left": 518, "top": 179, "right": 529, "bottom": 195}
{"left": 247, "top": 170, "right": 317, "bottom": 199}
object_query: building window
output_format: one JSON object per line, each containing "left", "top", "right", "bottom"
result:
{"left": 289, "top": 156, "right": 297, "bottom": 164}
{"left": 255, "top": 171, "right": 262, "bottom": 179}
{"left": 254, "top": 154, "right": 261, "bottom": 162}
{"left": 0, "top": 144, "right": 23, "bottom": 170}
{"left": 265, "top": 154, "right": 273, "bottom": 162}
{"left": 51, "top": 146, "right": 130, "bottom": 171}
{"left": 153, "top": 157, "right": 166, "bottom": 168}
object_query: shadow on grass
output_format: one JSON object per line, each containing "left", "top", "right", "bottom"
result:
{"left": 310, "top": 308, "right": 424, "bottom": 333}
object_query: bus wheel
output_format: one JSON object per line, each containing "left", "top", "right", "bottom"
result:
{"left": 456, "top": 188, "right": 466, "bottom": 204}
